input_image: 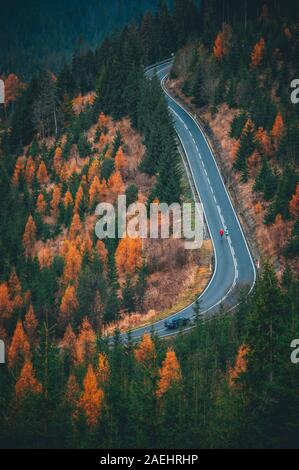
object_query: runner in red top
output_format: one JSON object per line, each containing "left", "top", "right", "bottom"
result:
{"left": 220, "top": 229, "right": 224, "bottom": 239}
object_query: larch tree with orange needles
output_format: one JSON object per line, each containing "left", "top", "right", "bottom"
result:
{"left": 64, "top": 243, "right": 82, "bottom": 282}
{"left": 8, "top": 320, "right": 31, "bottom": 369}
{"left": 11, "top": 158, "right": 24, "bottom": 187}
{"left": 36, "top": 160, "right": 49, "bottom": 185}
{"left": 88, "top": 159, "right": 100, "bottom": 183}
{"left": 213, "top": 24, "right": 232, "bottom": 60}
{"left": 75, "top": 185, "right": 84, "bottom": 211}
{"left": 60, "top": 285, "right": 79, "bottom": 321}
{"left": 23, "top": 215, "right": 37, "bottom": 257}
{"left": 78, "top": 364, "right": 104, "bottom": 428}
{"left": 115, "top": 236, "right": 142, "bottom": 276}
{"left": 156, "top": 348, "right": 182, "bottom": 398}
{"left": 15, "top": 359, "right": 42, "bottom": 400}
{"left": 115, "top": 148, "right": 126, "bottom": 172}
{"left": 108, "top": 170, "right": 124, "bottom": 195}
{"left": 69, "top": 212, "right": 82, "bottom": 239}
{"left": 64, "top": 190, "right": 73, "bottom": 208}
{"left": 89, "top": 175, "right": 102, "bottom": 207}
{"left": 8, "top": 269, "right": 22, "bottom": 310}
{"left": 4, "top": 73, "right": 24, "bottom": 106}
{"left": 51, "top": 185, "right": 61, "bottom": 215}
{"left": 135, "top": 333, "right": 156, "bottom": 366}
{"left": 271, "top": 112, "right": 284, "bottom": 149}
{"left": 250, "top": 38, "right": 265, "bottom": 67}
{"left": 97, "top": 353, "right": 110, "bottom": 383}
{"left": 25, "top": 157, "right": 35, "bottom": 186}
{"left": 36, "top": 193, "right": 47, "bottom": 214}
{"left": 255, "top": 127, "right": 272, "bottom": 157}
{"left": 0, "top": 282, "right": 13, "bottom": 319}
{"left": 53, "top": 146, "right": 63, "bottom": 173}
{"left": 228, "top": 344, "right": 249, "bottom": 386}
{"left": 290, "top": 183, "right": 299, "bottom": 219}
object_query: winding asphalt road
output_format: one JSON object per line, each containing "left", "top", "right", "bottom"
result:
{"left": 124, "top": 60, "right": 256, "bottom": 340}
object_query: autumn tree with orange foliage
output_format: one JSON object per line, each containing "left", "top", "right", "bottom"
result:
{"left": 64, "top": 190, "right": 73, "bottom": 208}
{"left": 271, "top": 112, "right": 284, "bottom": 149}
{"left": 213, "top": 24, "right": 232, "bottom": 60}
{"left": 23, "top": 215, "right": 37, "bottom": 257}
{"left": 36, "top": 160, "right": 49, "bottom": 185}
{"left": 63, "top": 243, "right": 82, "bottom": 282}
{"left": 115, "top": 236, "right": 142, "bottom": 276}
{"left": 108, "top": 170, "right": 124, "bottom": 194}
{"left": 36, "top": 193, "right": 47, "bottom": 214}
{"left": 250, "top": 38, "right": 265, "bottom": 67}
{"left": 11, "top": 157, "right": 25, "bottom": 187}
{"left": 69, "top": 212, "right": 82, "bottom": 239}
{"left": 25, "top": 157, "right": 35, "bottom": 186}
{"left": 60, "top": 285, "right": 78, "bottom": 322}
{"left": 51, "top": 185, "right": 61, "bottom": 215}
{"left": 89, "top": 175, "right": 102, "bottom": 206}
{"left": 78, "top": 364, "right": 104, "bottom": 428}
{"left": 16, "top": 360, "right": 42, "bottom": 400}
{"left": 135, "top": 333, "right": 156, "bottom": 366}
{"left": 0, "top": 282, "right": 13, "bottom": 319}
{"left": 8, "top": 269, "right": 23, "bottom": 310}
{"left": 4, "top": 73, "right": 24, "bottom": 106}
{"left": 255, "top": 127, "right": 272, "bottom": 157}
{"left": 156, "top": 348, "right": 182, "bottom": 398}
{"left": 97, "top": 353, "right": 110, "bottom": 383}
{"left": 8, "top": 320, "right": 31, "bottom": 369}
{"left": 115, "top": 147, "right": 126, "bottom": 172}
{"left": 53, "top": 147, "right": 63, "bottom": 174}
{"left": 228, "top": 344, "right": 249, "bottom": 386}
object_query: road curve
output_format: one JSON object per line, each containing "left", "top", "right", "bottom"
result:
{"left": 123, "top": 60, "right": 256, "bottom": 340}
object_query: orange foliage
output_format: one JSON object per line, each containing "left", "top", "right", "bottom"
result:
{"left": 228, "top": 344, "right": 249, "bottom": 386}
{"left": 23, "top": 215, "right": 37, "bottom": 257}
{"left": 213, "top": 24, "right": 232, "bottom": 60}
{"left": 38, "top": 247, "right": 53, "bottom": 269}
{"left": 64, "top": 243, "right": 82, "bottom": 282}
{"left": 12, "top": 157, "right": 25, "bottom": 187}
{"left": 53, "top": 147, "right": 63, "bottom": 174}
{"left": 115, "top": 236, "right": 142, "bottom": 275}
{"left": 51, "top": 185, "right": 61, "bottom": 215}
{"left": 89, "top": 175, "right": 102, "bottom": 206}
{"left": 0, "top": 282, "right": 13, "bottom": 318}
{"left": 271, "top": 112, "right": 284, "bottom": 148}
{"left": 78, "top": 364, "right": 104, "bottom": 427}
{"left": 156, "top": 348, "right": 182, "bottom": 398}
{"left": 255, "top": 127, "right": 272, "bottom": 156}
{"left": 8, "top": 268, "right": 22, "bottom": 304}
{"left": 64, "top": 190, "right": 73, "bottom": 208}
{"left": 97, "top": 353, "right": 110, "bottom": 383}
{"left": 4, "top": 74, "right": 24, "bottom": 106}
{"left": 16, "top": 360, "right": 42, "bottom": 400}
{"left": 8, "top": 320, "right": 31, "bottom": 369}
{"left": 36, "top": 160, "right": 49, "bottom": 185}
{"left": 88, "top": 159, "right": 100, "bottom": 183}
{"left": 115, "top": 147, "right": 126, "bottom": 171}
{"left": 69, "top": 212, "right": 82, "bottom": 239}
{"left": 135, "top": 333, "right": 156, "bottom": 365}
{"left": 108, "top": 170, "right": 124, "bottom": 194}
{"left": 24, "top": 304, "right": 38, "bottom": 344}
{"left": 75, "top": 185, "right": 84, "bottom": 210}
{"left": 75, "top": 317, "right": 96, "bottom": 365}
{"left": 289, "top": 183, "right": 299, "bottom": 219}
{"left": 254, "top": 201, "right": 263, "bottom": 215}
{"left": 25, "top": 157, "right": 35, "bottom": 186}
{"left": 36, "top": 193, "right": 47, "bottom": 214}
{"left": 250, "top": 38, "right": 265, "bottom": 67}
{"left": 60, "top": 285, "right": 78, "bottom": 319}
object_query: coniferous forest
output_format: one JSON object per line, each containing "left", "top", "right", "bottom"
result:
{"left": 0, "top": 0, "right": 299, "bottom": 450}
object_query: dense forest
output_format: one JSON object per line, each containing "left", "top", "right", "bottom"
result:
{"left": 0, "top": 0, "right": 299, "bottom": 449}
{"left": 171, "top": 0, "right": 299, "bottom": 268}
